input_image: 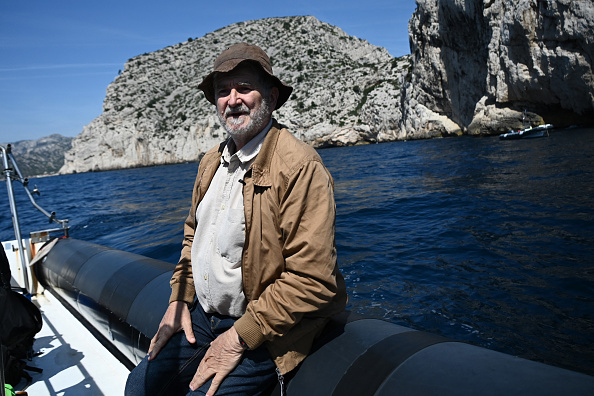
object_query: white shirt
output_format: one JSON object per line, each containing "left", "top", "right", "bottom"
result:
{"left": 191, "top": 121, "right": 272, "bottom": 317}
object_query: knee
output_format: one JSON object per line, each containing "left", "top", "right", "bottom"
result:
{"left": 124, "top": 357, "right": 151, "bottom": 396}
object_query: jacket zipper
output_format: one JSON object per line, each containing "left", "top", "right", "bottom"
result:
{"left": 276, "top": 367, "right": 285, "bottom": 396}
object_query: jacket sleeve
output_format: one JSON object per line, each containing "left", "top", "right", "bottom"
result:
{"left": 168, "top": 208, "right": 197, "bottom": 304}
{"left": 234, "top": 157, "right": 345, "bottom": 349}
{"left": 168, "top": 167, "right": 201, "bottom": 304}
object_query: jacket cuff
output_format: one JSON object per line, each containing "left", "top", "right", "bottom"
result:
{"left": 234, "top": 312, "right": 266, "bottom": 350}
{"left": 169, "top": 281, "right": 196, "bottom": 304}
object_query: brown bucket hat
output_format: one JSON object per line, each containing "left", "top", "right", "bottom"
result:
{"left": 198, "top": 43, "right": 293, "bottom": 110}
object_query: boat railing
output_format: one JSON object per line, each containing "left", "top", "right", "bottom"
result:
{"left": 1, "top": 144, "right": 69, "bottom": 294}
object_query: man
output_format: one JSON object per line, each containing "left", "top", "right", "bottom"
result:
{"left": 125, "top": 43, "right": 347, "bottom": 396}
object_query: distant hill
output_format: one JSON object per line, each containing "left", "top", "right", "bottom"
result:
{"left": 60, "top": 16, "right": 411, "bottom": 174}
{"left": 1, "top": 134, "right": 73, "bottom": 178}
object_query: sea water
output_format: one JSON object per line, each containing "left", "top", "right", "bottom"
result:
{"left": 2, "top": 126, "right": 593, "bottom": 376}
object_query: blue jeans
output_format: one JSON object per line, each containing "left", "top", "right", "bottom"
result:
{"left": 125, "top": 302, "right": 277, "bottom": 395}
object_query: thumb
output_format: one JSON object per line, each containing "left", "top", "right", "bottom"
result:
{"left": 184, "top": 326, "right": 196, "bottom": 344}
{"left": 182, "top": 310, "right": 196, "bottom": 344}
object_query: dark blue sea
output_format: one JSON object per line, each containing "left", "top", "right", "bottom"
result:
{"left": 2, "top": 126, "right": 593, "bottom": 376}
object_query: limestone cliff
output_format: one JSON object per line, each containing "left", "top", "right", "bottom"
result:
{"left": 401, "top": 0, "right": 594, "bottom": 138}
{"left": 61, "top": 16, "right": 410, "bottom": 174}
{"left": 60, "top": 6, "right": 594, "bottom": 174}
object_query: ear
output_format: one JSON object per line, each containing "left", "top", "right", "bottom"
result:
{"left": 268, "top": 87, "right": 279, "bottom": 110}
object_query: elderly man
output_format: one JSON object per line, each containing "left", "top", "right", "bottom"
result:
{"left": 125, "top": 43, "right": 347, "bottom": 396}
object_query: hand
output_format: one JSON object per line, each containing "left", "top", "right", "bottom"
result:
{"left": 190, "top": 326, "right": 246, "bottom": 395}
{"left": 148, "top": 300, "right": 196, "bottom": 360}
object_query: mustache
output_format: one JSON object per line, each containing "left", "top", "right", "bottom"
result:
{"left": 224, "top": 104, "right": 250, "bottom": 117}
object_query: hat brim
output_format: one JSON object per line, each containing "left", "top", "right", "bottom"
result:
{"left": 198, "top": 59, "right": 293, "bottom": 110}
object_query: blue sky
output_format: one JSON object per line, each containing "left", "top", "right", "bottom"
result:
{"left": 0, "top": 0, "right": 417, "bottom": 143}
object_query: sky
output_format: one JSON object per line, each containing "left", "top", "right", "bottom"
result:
{"left": 0, "top": 0, "right": 417, "bottom": 143}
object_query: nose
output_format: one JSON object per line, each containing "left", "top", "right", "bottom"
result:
{"left": 228, "top": 89, "right": 241, "bottom": 107}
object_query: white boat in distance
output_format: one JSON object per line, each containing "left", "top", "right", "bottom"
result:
{"left": 499, "top": 123, "right": 554, "bottom": 140}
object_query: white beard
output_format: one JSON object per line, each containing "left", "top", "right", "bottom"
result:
{"left": 218, "top": 99, "right": 271, "bottom": 143}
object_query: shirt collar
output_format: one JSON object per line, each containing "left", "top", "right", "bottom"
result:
{"left": 222, "top": 119, "right": 273, "bottom": 165}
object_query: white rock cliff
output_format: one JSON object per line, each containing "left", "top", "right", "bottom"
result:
{"left": 401, "top": 0, "right": 594, "bottom": 137}
{"left": 61, "top": 16, "right": 410, "bottom": 174}
{"left": 61, "top": 6, "right": 593, "bottom": 173}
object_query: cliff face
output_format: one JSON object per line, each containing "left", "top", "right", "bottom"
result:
{"left": 60, "top": 6, "right": 594, "bottom": 174}
{"left": 401, "top": 0, "right": 594, "bottom": 138}
{"left": 60, "top": 16, "right": 411, "bottom": 174}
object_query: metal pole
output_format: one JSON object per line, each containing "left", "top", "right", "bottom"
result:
{"left": 1, "top": 145, "right": 30, "bottom": 292}
{"left": 8, "top": 150, "right": 54, "bottom": 219}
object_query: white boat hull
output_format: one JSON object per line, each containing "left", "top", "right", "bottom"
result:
{"left": 499, "top": 123, "right": 553, "bottom": 140}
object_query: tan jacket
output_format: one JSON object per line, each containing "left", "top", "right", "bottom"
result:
{"left": 169, "top": 120, "right": 347, "bottom": 374}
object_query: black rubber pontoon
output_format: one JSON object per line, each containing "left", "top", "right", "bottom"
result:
{"left": 35, "top": 237, "right": 594, "bottom": 395}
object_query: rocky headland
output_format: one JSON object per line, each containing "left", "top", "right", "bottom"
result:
{"left": 60, "top": 15, "right": 410, "bottom": 174}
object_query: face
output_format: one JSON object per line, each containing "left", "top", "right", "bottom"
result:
{"left": 214, "top": 64, "right": 279, "bottom": 149}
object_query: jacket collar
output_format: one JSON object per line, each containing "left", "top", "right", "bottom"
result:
{"left": 251, "top": 119, "right": 282, "bottom": 187}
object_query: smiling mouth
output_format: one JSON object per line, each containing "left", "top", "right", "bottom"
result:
{"left": 225, "top": 105, "right": 250, "bottom": 120}
{"left": 226, "top": 111, "right": 248, "bottom": 119}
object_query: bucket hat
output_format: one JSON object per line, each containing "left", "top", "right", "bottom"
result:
{"left": 198, "top": 43, "right": 293, "bottom": 110}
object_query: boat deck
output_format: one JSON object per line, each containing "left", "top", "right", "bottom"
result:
{"left": 9, "top": 290, "right": 129, "bottom": 395}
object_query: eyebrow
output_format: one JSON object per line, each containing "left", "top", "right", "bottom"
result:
{"left": 215, "top": 79, "right": 254, "bottom": 89}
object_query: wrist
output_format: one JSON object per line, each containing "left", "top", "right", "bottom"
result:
{"left": 237, "top": 333, "right": 249, "bottom": 350}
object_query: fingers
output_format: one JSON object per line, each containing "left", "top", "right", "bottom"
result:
{"left": 189, "top": 360, "right": 224, "bottom": 395}
{"left": 189, "top": 370, "right": 223, "bottom": 396}
{"left": 148, "top": 325, "right": 173, "bottom": 360}
{"left": 206, "top": 373, "right": 224, "bottom": 396}
{"left": 188, "top": 328, "right": 245, "bottom": 395}
{"left": 148, "top": 329, "right": 162, "bottom": 357}
{"left": 147, "top": 301, "right": 194, "bottom": 361}
{"left": 190, "top": 363, "right": 210, "bottom": 392}
{"left": 190, "top": 364, "right": 227, "bottom": 396}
